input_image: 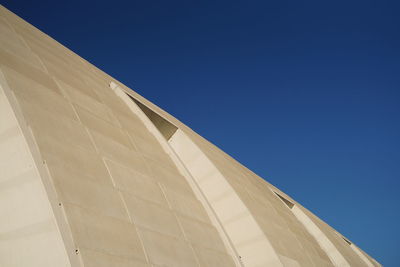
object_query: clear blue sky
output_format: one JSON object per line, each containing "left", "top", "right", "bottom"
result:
{"left": 3, "top": 1, "right": 399, "bottom": 265}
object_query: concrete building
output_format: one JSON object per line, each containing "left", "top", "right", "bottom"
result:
{"left": 0, "top": 5, "right": 380, "bottom": 267}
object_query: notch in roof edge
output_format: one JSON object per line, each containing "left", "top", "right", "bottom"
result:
{"left": 274, "top": 191, "right": 295, "bottom": 209}
{"left": 125, "top": 93, "right": 178, "bottom": 141}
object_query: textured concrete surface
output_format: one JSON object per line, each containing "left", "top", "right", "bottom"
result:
{"left": 0, "top": 5, "right": 380, "bottom": 267}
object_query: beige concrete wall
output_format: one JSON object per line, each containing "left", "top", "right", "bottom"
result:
{"left": 298, "top": 206, "right": 380, "bottom": 267}
{"left": 0, "top": 74, "right": 71, "bottom": 266}
{"left": 168, "top": 129, "right": 283, "bottom": 267}
{"left": 0, "top": 5, "right": 237, "bottom": 267}
{"left": 0, "top": 4, "right": 380, "bottom": 267}
{"left": 175, "top": 128, "right": 382, "bottom": 266}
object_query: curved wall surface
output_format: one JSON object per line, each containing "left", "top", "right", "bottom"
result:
{"left": 0, "top": 5, "right": 380, "bottom": 267}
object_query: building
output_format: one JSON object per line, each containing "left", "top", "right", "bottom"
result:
{"left": 0, "top": 5, "right": 380, "bottom": 267}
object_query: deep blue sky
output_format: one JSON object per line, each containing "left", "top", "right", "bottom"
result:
{"left": 3, "top": 1, "right": 399, "bottom": 265}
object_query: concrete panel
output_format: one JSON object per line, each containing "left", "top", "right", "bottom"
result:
{"left": 123, "top": 194, "right": 183, "bottom": 238}
{"left": 193, "top": 245, "right": 236, "bottom": 267}
{"left": 139, "top": 228, "right": 198, "bottom": 267}
{"left": 50, "top": 165, "right": 128, "bottom": 221}
{"left": 57, "top": 75, "right": 101, "bottom": 103}
{"left": 0, "top": 48, "right": 59, "bottom": 92}
{"left": 163, "top": 186, "right": 211, "bottom": 223}
{"left": 148, "top": 160, "right": 195, "bottom": 196}
{"left": 79, "top": 248, "right": 149, "bottom": 267}
{"left": 88, "top": 129, "right": 148, "bottom": 173}
{"left": 63, "top": 204, "right": 146, "bottom": 261}
{"left": 17, "top": 99, "right": 95, "bottom": 152}
{"left": 4, "top": 68, "right": 75, "bottom": 120}
{"left": 74, "top": 104, "right": 132, "bottom": 149}
{"left": 114, "top": 110, "right": 152, "bottom": 141}
{"left": 178, "top": 215, "right": 227, "bottom": 253}
{"left": 35, "top": 135, "right": 111, "bottom": 186}
{"left": 105, "top": 158, "right": 167, "bottom": 206}
{"left": 131, "top": 134, "right": 173, "bottom": 164}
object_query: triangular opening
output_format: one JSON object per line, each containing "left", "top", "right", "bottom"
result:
{"left": 126, "top": 93, "right": 178, "bottom": 141}
{"left": 274, "top": 192, "right": 295, "bottom": 209}
{"left": 342, "top": 236, "right": 352, "bottom": 245}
